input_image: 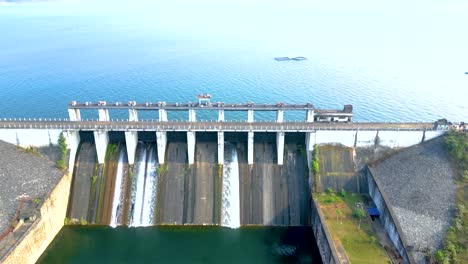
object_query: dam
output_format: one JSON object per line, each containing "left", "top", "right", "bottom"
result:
{"left": 0, "top": 99, "right": 450, "bottom": 263}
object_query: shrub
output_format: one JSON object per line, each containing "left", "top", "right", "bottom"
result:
{"left": 325, "top": 187, "right": 334, "bottom": 195}
{"left": 56, "top": 133, "right": 67, "bottom": 170}
{"left": 56, "top": 159, "right": 66, "bottom": 170}
{"left": 338, "top": 188, "right": 346, "bottom": 198}
{"left": 323, "top": 196, "right": 338, "bottom": 204}
{"left": 33, "top": 198, "right": 41, "bottom": 205}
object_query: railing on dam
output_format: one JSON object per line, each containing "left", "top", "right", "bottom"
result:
{"left": 0, "top": 118, "right": 436, "bottom": 132}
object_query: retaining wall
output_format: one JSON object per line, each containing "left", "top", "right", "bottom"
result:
{"left": 311, "top": 198, "right": 340, "bottom": 264}
{"left": 0, "top": 129, "right": 61, "bottom": 147}
{"left": 364, "top": 167, "right": 415, "bottom": 264}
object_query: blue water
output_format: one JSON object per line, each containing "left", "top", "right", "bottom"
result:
{"left": 0, "top": 0, "right": 467, "bottom": 122}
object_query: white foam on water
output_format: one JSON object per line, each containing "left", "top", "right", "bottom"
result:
{"left": 221, "top": 143, "right": 241, "bottom": 228}
{"left": 130, "top": 143, "right": 147, "bottom": 227}
{"left": 110, "top": 147, "right": 126, "bottom": 228}
{"left": 141, "top": 144, "right": 157, "bottom": 226}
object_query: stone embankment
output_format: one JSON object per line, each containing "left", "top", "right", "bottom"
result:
{"left": 0, "top": 139, "right": 74, "bottom": 263}
{"left": 370, "top": 137, "right": 456, "bottom": 263}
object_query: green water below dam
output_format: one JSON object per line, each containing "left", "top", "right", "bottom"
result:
{"left": 37, "top": 226, "right": 321, "bottom": 264}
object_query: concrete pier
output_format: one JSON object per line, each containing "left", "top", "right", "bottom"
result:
{"left": 189, "top": 109, "right": 196, "bottom": 122}
{"left": 217, "top": 131, "right": 224, "bottom": 164}
{"left": 248, "top": 131, "right": 254, "bottom": 165}
{"left": 305, "top": 132, "right": 314, "bottom": 168}
{"left": 218, "top": 110, "right": 224, "bottom": 122}
{"left": 93, "top": 130, "right": 109, "bottom": 164}
{"left": 65, "top": 130, "right": 80, "bottom": 153}
{"left": 276, "top": 132, "right": 285, "bottom": 165}
{"left": 98, "top": 109, "right": 110, "bottom": 122}
{"left": 156, "top": 131, "right": 167, "bottom": 164}
{"left": 248, "top": 110, "right": 254, "bottom": 123}
{"left": 128, "top": 109, "right": 138, "bottom": 122}
{"left": 159, "top": 109, "right": 168, "bottom": 122}
{"left": 187, "top": 131, "right": 196, "bottom": 164}
{"left": 124, "top": 131, "right": 138, "bottom": 165}
{"left": 276, "top": 110, "right": 284, "bottom": 123}
{"left": 306, "top": 109, "right": 314, "bottom": 122}
{"left": 68, "top": 109, "right": 81, "bottom": 121}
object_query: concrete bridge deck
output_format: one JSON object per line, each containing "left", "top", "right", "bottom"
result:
{"left": 0, "top": 119, "right": 434, "bottom": 132}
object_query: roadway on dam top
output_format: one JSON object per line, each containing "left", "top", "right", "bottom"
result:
{"left": 0, "top": 120, "right": 434, "bottom": 132}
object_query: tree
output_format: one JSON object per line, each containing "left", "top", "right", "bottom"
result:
{"left": 353, "top": 208, "right": 366, "bottom": 229}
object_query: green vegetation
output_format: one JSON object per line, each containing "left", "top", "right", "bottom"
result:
{"left": 353, "top": 208, "right": 365, "bottom": 229}
{"left": 157, "top": 164, "right": 168, "bottom": 175}
{"left": 64, "top": 217, "right": 70, "bottom": 225}
{"left": 312, "top": 144, "right": 320, "bottom": 192}
{"left": 436, "top": 131, "right": 468, "bottom": 263}
{"left": 106, "top": 143, "right": 117, "bottom": 158}
{"left": 316, "top": 191, "right": 389, "bottom": 263}
{"left": 56, "top": 133, "right": 67, "bottom": 170}
{"left": 22, "top": 146, "right": 41, "bottom": 156}
{"left": 33, "top": 198, "right": 41, "bottom": 205}
{"left": 79, "top": 217, "right": 88, "bottom": 225}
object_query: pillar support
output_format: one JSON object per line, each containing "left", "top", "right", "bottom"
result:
{"left": 277, "top": 132, "right": 285, "bottom": 165}
{"left": 217, "top": 131, "right": 224, "bottom": 165}
{"left": 159, "top": 109, "right": 168, "bottom": 122}
{"left": 98, "top": 109, "right": 110, "bottom": 121}
{"left": 305, "top": 132, "right": 315, "bottom": 168}
{"left": 68, "top": 109, "right": 81, "bottom": 121}
{"left": 156, "top": 131, "right": 167, "bottom": 164}
{"left": 125, "top": 131, "right": 138, "bottom": 165}
{"left": 276, "top": 110, "right": 284, "bottom": 123}
{"left": 64, "top": 130, "right": 80, "bottom": 171}
{"left": 128, "top": 109, "right": 138, "bottom": 122}
{"left": 306, "top": 109, "right": 315, "bottom": 122}
{"left": 218, "top": 110, "right": 225, "bottom": 122}
{"left": 189, "top": 109, "right": 196, "bottom": 122}
{"left": 65, "top": 130, "right": 80, "bottom": 151}
{"left": 248, "top": 131, "right": 254, "bottom": 165}
{"left": 94, "top": 130, "right": 109, "bottom": 164}
{"left": 187, "top": 131, "right": 196, "bottom": 165}
{"left": 247, "top": 109, "right": 254, "bottom": 123}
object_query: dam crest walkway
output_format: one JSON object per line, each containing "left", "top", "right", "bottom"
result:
{"left": 0, "top": 119, "right": 434, "bottom": 132}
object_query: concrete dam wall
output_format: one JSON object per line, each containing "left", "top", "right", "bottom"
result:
{"left": 66, "top": 131, "right": 311, "bottom": 227}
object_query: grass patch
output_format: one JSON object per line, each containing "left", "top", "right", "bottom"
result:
{"left": 435, "top": 131, "right": 468, "bottom": 263}
{"left": 316, "top": 191, "right": 389, "bottom": 263}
